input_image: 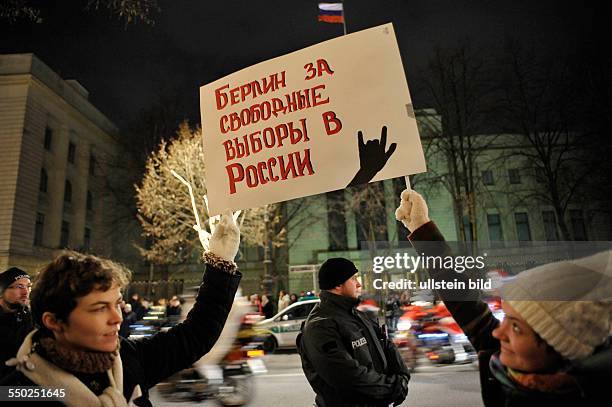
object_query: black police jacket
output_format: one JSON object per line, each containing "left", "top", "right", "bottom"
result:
{"left": 297, "top": 290, "right": 409, "bottom": 407}
{"left": 0, "top": 305, "right": 33, "bottom": 379}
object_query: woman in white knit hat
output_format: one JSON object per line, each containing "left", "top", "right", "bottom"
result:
{"left": 396, "top": 188, "right": 612, "bottom": 407}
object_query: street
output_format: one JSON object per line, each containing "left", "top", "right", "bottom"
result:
{"left": 150, "top": 351, "right": 483, "bottom": 407}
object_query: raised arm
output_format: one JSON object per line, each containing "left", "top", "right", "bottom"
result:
{"left": 128, "top": 210, "right": 242, "bottom": 389}
{"left": 396, "top": 189, "right": 500, "bottom": 352}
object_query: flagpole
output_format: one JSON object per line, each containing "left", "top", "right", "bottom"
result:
{"left": 342, "top": 0, "right": 347, "bottom": 35}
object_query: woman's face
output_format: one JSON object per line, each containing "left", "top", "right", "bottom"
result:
{"left": 50, "top": 285, "right": 123, "bottom": 353}
{"left": 492, "top": 301, "right": 563, "bottom": 372}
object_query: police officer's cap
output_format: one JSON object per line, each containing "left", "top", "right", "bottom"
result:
{"left": 318, "top": 258, "right": 358, "bottom": 290}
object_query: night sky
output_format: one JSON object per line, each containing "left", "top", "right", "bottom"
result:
{"left": 0, "top": 0, "right": 603, "bottom": 130}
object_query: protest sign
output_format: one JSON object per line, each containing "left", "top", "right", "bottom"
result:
{"left": 200, "top": 23, "right": 426, "bottom": 215}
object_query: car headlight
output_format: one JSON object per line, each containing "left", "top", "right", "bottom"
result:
{"left": 396, "top": 320, "right": 412, "bottom": 331}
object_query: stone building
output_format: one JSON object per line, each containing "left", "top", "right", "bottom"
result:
{"left": 0, "top": 53, "right": 136, "bottom": 272}
{"left": 285, "top": 108, "right": 611, "bottom": 294}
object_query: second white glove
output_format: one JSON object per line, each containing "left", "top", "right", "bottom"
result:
{"left": 395, "top": 189, "right": 430, "bottom": 233}
{"left": 208, "top": 210, "right": 240, "bottom": 262}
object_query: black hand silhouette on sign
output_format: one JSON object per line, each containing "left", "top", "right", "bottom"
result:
{"left": 347, "top": 126, "right": 397, "bottom": 187}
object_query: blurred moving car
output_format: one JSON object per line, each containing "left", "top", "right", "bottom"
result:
{"left": 255, "top": 299, "right": 320, "bottom": 353}
{"left": 393, "top": 302, "right": 477, "bottom": 367}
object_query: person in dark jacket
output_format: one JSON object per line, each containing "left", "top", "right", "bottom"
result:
{"left": 298, "top": 257, "right": 410, "bottom": 407}
{"left": 261, "top": 294, "right": 274, "bottom": 319}
{"left": 128, "top": 293, "right": 146, "bottom": 321}
{"left": 166, "top": 295, "right": 182, "bottom": 317}
{"left": 0, "top": 210, "right": 242, "bottom": 406}
{"left": 118, "top": 303, "right": 138, "bottom": 339}
{"left": 0, "top": 267, "right": 33, "bottom": 379}
{"left": 396, "top": 188, "right": 612, "bottom": 407}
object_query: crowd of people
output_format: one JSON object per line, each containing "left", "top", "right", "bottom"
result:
{"left": 0, "top": 189, "right": 610, "bottom": 407}
{"left": 115, "top": 293, "right": 184, "bottom": 338}
{"left": 248, "top": 290, "right": 316, "bottom": 319}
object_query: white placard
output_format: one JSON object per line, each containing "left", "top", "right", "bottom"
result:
{"left": 200, "top": 23, "right": 426, "bottom": 215}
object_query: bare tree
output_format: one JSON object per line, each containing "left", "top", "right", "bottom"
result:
{"left": 135, "top": 122, "right": 274, "bottom": 265}
{"left": 135, "top": 121, "right": 321, "bottom": 279}
{"left": 1, "top": 0, "right": 159, "bottom": 25}
{"left": 570, "top": 46, "right": 612, "bottom": 219}
{"left": 419, "top": 43, "right": 499, "bottom": 241}
{"left": 496, "top": 42, "right": 592, "bottom": 240}
{"left": 87, "top": 91, "right": 185, "bottom": 267}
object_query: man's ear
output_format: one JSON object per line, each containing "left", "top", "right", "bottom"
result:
{"left": 41, "top": 311, "right": 65, "bottom": 333}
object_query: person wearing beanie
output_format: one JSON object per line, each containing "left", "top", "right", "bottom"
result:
{"left": 0, "top": 210, "right": 242, "bottom": 406}
{"left": 0, "top": 267, "right": 33, "bottom": 379}
{"left": 396, "top": 188, "right": 612, "bottom": 406}
{"left": 297, "top": 257, "right": 410, "bottom": 407}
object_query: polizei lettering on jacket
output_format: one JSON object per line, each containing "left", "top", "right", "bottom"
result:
{"left": 351, "top": 337, "right": 367, "bottom": 349}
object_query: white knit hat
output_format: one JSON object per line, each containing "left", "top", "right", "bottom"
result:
{"left": 501, "top": 250, "right": 612, "bottom": 361}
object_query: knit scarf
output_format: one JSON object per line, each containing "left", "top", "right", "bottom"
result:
{"left": 489, "top": 352, "right": 580, "bottom": 394}
{"left": 5, "top": 330, "right": 142, "bottom": 407}
{"left": 38, "top": 336, "right": 116, "bottom": 374}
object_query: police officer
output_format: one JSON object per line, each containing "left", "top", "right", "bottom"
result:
{"left": 0, "top": 267, "right": 33, "bottom": 378}
{"left": 298, "top": 258, "right": 410, "bottom": 407}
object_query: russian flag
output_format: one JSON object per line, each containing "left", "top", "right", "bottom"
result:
{"left": 318, "top": 3, "right": 344, "bottom": 24}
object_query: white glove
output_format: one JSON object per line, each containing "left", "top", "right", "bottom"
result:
{"left": 395, "top": 189, "right": 430, "bottom": 233}
{"left": 206, "top": 210, "right": 240, "bottom": 262}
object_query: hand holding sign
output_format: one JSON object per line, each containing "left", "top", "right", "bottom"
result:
{"left": 171, "top": 169, "right": 241, "bottom": 260}
{"left": 208, "top": 210, "right": 241, "bottom": 262}
{"left": 348, "top": 126, "right": 397, "bottom": 187}
{"left": 193, "top": 196, "right": 242, "bottom": 261}
{"left": 395, "top": 188, "right": 430, "bottom": 233}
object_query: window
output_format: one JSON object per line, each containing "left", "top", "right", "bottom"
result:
{"left": 241, "top": 244, "right": 263, "bottom": 262}
{"left": 463, "top": 215, "right": 473, "bottom": 241}
{"left": 64, "top": 180, "right": 72, "bottom": 203}
{"left": 542, "top": 210, "right": 559, "bottom": 241}
{"left": 39, "top": 168, "right": 48, "bottom": 193}
{"left": 482, "top": 170, "right": 494, "bottom": 186}
{"left": 515, "top": 212, "right": 531, "bottom": 242}
{"left": 278, "top": 302, "right": 317, "bottom": 321}
{"left": 487, "top": 214, "right": 503, "bottom": 243}
{"left": 44, "top": 127, "right": 53, "bottom": 150}
{"left": 508, "top": 168, "right": 521, "bottom": 184}
{"left": 86, "top": 190, "right": 93, "bottom": 211}
{"left": 84, "top": 227, "right": 91, "bottom": 251}
{"left": 68, "top": 142, "right": 76, "bottom": 164}
{"left": 570, "top": 210, "right": 587, "bottom": 241}
{"left": 327, "top": 190, "right": 347, "bottom": 250}
{"left": 89, "top": 154, "right": 96, "bottom": 176}
{"left": 34, "top": 213, "right": 44, "bottom": 246}
{"left": 60, "top": 220, "right": 70, "bottom": 248}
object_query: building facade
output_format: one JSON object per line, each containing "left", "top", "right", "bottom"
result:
{"left": 0, "top": 53, "right": 134, "bottom": 272}
{"left": 285, "top": 109, "right": 611, "bottom": 294}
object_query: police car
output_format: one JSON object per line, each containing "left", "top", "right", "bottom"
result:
{"left": 255, "top": 299, "right": 320, "bottom": 353}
